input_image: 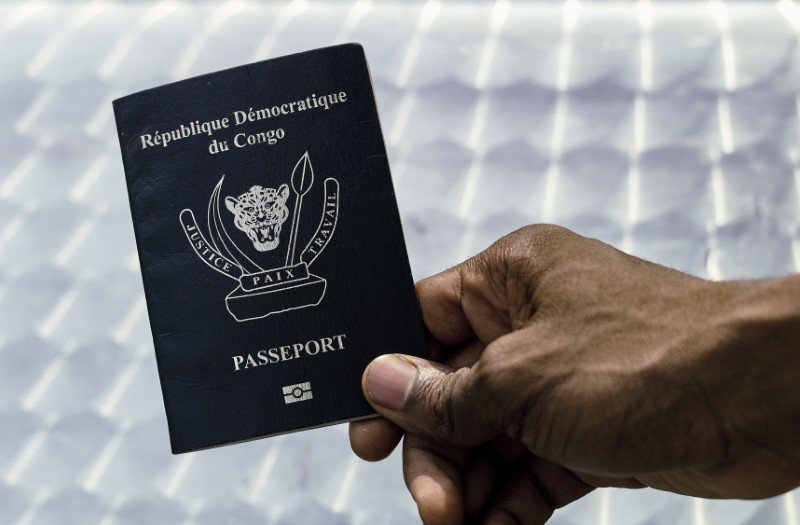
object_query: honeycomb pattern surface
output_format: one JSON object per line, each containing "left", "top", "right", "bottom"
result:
{"left": 2, "top": 1, "right": 800, "bottom": 524}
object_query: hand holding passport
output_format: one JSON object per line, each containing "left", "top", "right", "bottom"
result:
{"left": 353, "top": 225, "right": 800, "bottom": 524}
{"left": 115, "top": 43, "right": 800, "bottom": 524}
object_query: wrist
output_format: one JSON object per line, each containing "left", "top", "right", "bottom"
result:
{"left": 694, "top": 276, "right": 800, "bottom": 466}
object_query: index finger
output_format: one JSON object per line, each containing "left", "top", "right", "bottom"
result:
{"left": 415, "top": 268, "right": 475, "bottom": 352}
{"left": 416, "top": 252, "right": 513, "bottom": 354}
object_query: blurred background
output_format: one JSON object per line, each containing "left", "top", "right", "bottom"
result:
{"left": 2, "top": 0, "right": 800, "bottom": 523}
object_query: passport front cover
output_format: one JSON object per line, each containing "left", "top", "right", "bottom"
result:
{"left": 113, "top": 44, "right": 426, "bottom": 453}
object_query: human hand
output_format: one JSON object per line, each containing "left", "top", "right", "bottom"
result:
{"left": 349, "top": 225, "right": 800, "bottom": 524}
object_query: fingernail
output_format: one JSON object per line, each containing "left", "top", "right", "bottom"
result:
{"left": 365, "top": 355, "right": 417, "bottom": 411}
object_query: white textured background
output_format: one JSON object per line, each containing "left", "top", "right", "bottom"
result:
{"left": 2, "top": 1, "right": 800, "bottom": 524}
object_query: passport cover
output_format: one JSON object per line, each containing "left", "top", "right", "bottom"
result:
{"left": 113, "top": 44, "right": 426, "bottom": 453}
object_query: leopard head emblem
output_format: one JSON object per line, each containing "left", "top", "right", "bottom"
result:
{"left": 224, "top": 184, "right": 290, "bottom": 252}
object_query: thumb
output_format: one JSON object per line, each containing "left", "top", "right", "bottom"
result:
{"left": 362, "top": 354, "right": 497, "bottom": 447}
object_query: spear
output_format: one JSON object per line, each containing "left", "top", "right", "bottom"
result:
{"left": 285, "top": 151, "right": 314, "bottom": 267}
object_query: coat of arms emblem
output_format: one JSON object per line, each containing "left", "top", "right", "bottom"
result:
{"left": 179, "top": 152, "right": 339, "bottom": 321}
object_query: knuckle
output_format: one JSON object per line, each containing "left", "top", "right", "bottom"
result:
{"left": 460, "top": 261, "right": 494, "bottom": 301}
{"left": 470, "top": 345, "right": 517, "bottom": 425}
{"left": 506, "top": 224, "right": 573, "bottom": 263}
{"left": 495, "top": 224, "right": 582, "bottom": 311}
{"left": 414, "top": 367, "right": 472, "bottom": 443}
{"left": 457, "top": 224, "right": 579, "bottom": 310}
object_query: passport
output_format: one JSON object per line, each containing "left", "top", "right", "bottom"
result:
{"left": 113, "top": 44, "right": 427, "bottom": 453}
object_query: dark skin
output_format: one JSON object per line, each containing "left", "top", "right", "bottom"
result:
{"left": 349, "top": 224, "right": 800, "bottom": 525}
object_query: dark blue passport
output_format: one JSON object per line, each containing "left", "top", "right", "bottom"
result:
{"left": 113, "top": 44, "right": 426, "bottom": 453}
